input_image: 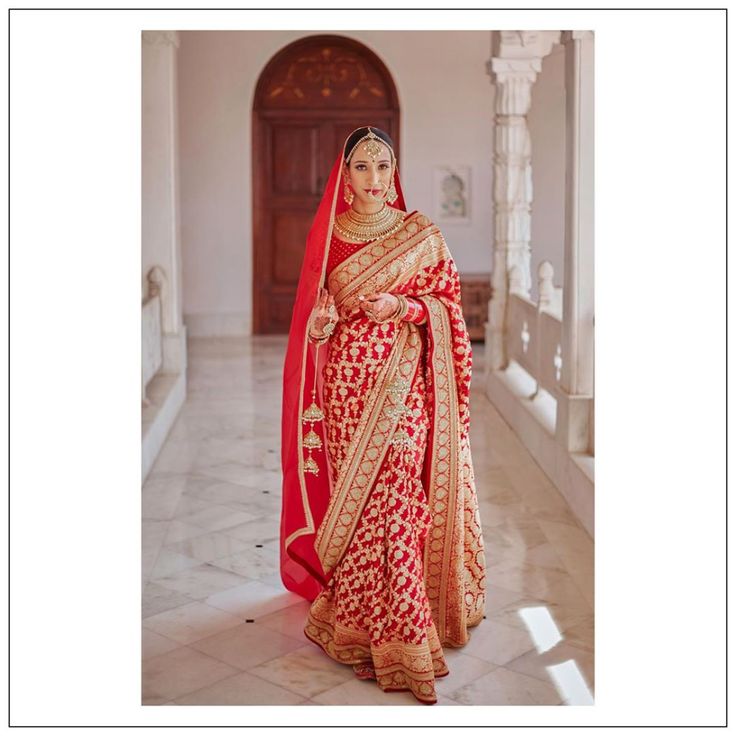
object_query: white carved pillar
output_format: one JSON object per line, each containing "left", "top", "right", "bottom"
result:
{"left": 142, "top": 31, "right": 186, "bottom": 374}
{"left": 556, "top": 31, "right": 594, "bottom": 453}
{"left": 485, "top": 31, "right": 560, "bottom": 372}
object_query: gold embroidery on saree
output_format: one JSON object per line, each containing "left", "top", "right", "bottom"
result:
{"left": 314, "top": 323, "right": 422, "bottom": 574}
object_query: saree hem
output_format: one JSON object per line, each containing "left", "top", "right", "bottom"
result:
{"left": 304, "top": 608, "right": 448, "bottom": 705}
{"left": 439, "top": 608, "right": 485, "bottom": 648}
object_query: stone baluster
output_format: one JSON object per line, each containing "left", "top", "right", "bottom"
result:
{"left": 537, "top": 260, "right": 555, "bottom": 310}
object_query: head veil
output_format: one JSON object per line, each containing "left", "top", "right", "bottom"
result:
{"left": 279, "top": 127, "right": 407, "bottom": 601}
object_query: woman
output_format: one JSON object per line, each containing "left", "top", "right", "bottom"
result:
{"left": 279, "top": 126, "right": 486, "bottom": 705}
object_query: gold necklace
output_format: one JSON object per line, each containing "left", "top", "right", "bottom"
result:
{"left": 334, "top": 205, "right": 405, "bottom": 242}
{"left": 346, "top": 204, "right": 389, "bottom": 223}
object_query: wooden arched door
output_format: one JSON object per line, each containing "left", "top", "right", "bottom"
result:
{"left": 252, "top": 35, "right": 400, "bottom": 334}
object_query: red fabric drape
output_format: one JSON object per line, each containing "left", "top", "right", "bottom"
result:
{"left": 279, "top": 130, "right": 407, "bottom": 601}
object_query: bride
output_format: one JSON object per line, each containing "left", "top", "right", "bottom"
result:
{"left": 279, "top": 126, "right": 486, "bottom": 705}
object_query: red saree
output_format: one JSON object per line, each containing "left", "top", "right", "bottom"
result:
{"left": 280, "top": 135, "right": 486, "bottom": 705}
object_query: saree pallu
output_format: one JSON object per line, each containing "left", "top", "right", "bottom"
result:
{"left": 302, "top": 212, "right": 487, "bottom": 704}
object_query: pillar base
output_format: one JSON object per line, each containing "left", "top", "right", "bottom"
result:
{"left": 484, "top": 320, "right": 507, "bottom": 376}
{"left": 555, "top": 392, "right": 593, "bottom": 453}
{"left": 142, "top": 326, "right": 187, "bottom": 480}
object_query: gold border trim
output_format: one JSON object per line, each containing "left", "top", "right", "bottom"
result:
{"left": 330, "top": 215, "right": 440, "bottom": 304}
{"left": 418, "top": 295, "right": 461, "bottom": 643}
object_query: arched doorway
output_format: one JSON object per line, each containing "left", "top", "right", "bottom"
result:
{"left": 252, "top": 35, "right": 401, "bottom": 334}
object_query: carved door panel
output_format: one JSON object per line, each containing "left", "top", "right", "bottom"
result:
{"left": 253, "top": 35, "right": 400, "bottom": 334}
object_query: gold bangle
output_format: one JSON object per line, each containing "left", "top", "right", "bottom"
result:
{"left": 392, "top": 294, "right": 409, "bottom": 321}
{"left": 309, "top": 330, "right": 330, "bottom": 345}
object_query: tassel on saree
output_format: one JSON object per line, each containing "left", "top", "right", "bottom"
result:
{"left": 301, "top": 342, "right": 325, "bottom": 475}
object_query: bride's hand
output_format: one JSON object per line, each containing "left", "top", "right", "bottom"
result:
{"left": 310, "top": 287, "right": 336, "bottom": 334}
{"left": 359, "top": 292, "right": 399, "bottom": 322}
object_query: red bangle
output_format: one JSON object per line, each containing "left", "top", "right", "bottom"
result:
{"left": 403, "top": 297, "right": 427, "bottom": 325}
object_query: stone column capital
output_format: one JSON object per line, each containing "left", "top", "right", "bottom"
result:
{"left": 142, "top": 30, "right": 180, "bottom": 48}
{"left": 487, "top": 56, "right": 542, "bottom": 85}
{"left": 491, "top": 30, "right": 561, "bottom": 60}
{"left": 486, "top": 30, "right": 562, "bottom": 105}
{"left": 486, "top": 57, "right": 540, "bottom": 117}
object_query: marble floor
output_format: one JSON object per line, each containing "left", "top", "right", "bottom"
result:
{"left": 142, "top": 335, "right": 594, "bottom": 706}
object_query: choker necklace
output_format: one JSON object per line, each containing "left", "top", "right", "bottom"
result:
{"left": 346, "top": 204, "right": 389, "bottom": 223}
{"left": 334, "top": 204, "right": 405, "bottom": 242}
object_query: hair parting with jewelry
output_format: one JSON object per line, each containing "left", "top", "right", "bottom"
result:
{"left": 343, "top": 126, "right": 395, "bottom": 164}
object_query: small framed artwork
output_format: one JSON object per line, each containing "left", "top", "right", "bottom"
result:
{"left": 432, "top": 165, "right": 471, "bottom": 225}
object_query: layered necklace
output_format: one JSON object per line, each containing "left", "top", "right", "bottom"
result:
{"left": 333, "top": 203, "right": 405, "bottom": 243}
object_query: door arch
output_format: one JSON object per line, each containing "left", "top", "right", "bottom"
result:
{"left": 252, "top": 34, "right": 400, "bottom": 333}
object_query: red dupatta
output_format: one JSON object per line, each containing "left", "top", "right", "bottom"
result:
{"left": 279, "top": 131, "right": 407, "bottom": 601}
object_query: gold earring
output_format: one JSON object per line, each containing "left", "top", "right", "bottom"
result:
{"left": 343, "top": 182, "right": 354, "bottom": 205}
{"left": 386, "top": 175, "right": 398, "bottom": 205}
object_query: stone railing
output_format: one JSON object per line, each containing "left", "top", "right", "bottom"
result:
{"left": 506, "top": 261, "right": 563, "bottom": 401}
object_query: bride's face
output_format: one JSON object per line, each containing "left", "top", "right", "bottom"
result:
{"left": 343, "top": 141, "right": 394, "bottom": 207}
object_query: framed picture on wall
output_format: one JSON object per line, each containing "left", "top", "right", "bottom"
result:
{"left": 432, "top": 165, "right": 471, "bottom": 225}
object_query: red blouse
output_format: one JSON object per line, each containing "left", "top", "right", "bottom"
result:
{"left": 327, "top": 230, "right": 428, "bottom": 325}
